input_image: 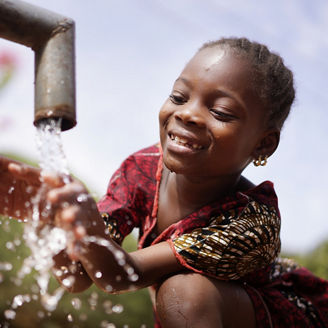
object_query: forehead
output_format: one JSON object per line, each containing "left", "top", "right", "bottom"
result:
{"left": 179, "top": 46, "right": 262, "bottom": 108}
{"left": 182, "top": 47, "right": 252, "bottom": 89}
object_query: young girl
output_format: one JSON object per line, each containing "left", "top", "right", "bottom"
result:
{"left": 1, "top": 37, "right": 328, "bottom": 327}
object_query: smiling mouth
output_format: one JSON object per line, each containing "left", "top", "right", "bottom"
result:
{"left": 169, "top": 133, "right": 204, "bottom": 150}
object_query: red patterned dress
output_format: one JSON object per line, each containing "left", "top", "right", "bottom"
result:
{"left": 97, "top": 145, "right": 328, "bottom": 327}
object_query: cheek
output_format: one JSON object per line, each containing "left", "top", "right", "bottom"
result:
{"left": 159, "top": 99, "right": 175, "bottom": 123}
{"left": 211, "top": 124, "right": 253, "bottom": 157}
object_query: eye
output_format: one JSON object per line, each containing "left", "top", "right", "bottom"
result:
{"left": 210, "top": 109, "right": 236, "bottom": 122}
{"left": 169, "top": 93, "right": 187, "bottom": 105}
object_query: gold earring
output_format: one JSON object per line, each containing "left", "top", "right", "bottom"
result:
{"left": 253, "top": 155, "right": 268, "bottom": 167}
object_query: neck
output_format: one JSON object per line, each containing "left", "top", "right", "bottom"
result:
{"left": 162, "top": 166, "right": 242, "bottom": 210}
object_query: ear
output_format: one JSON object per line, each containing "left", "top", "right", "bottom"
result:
{"left": 252, "top": 129, "right": 280, "bottom": 160}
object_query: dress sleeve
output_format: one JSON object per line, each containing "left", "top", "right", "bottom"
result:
{"left": 97, "top": 157, "right": 140, "bottom": 245}
{"left": 168, "top": 200, "right": 281, "bottom": 280}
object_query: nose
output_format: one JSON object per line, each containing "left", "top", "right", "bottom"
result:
{"left": 174, "top": 100, "right": 206, "bottom": 128}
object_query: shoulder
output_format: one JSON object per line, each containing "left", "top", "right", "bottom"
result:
{"left": 170, "top": 180, "right": 281, "bottom": 280}
{"left": 110, "top": 144, "right": 161, "bottom": 184}
{"left": 240, "top": 180, "right": 279, "bottom": 213}
{"left": 122, "top": 144, "right": 161, "bottom": 171}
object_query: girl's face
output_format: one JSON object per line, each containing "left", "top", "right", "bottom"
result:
{"left": 159, "top": 46, "right": 272, "bottom": 178}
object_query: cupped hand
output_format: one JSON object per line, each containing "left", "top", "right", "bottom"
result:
{"left": 44, "top": 176, "right": 106, "bottom": 261}
{"left": 0, "top": 156, "right": 41, "bottom": 219}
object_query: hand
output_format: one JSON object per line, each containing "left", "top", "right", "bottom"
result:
{"left": 45, "top": 176, "right": 106, "bottom": 261}
{"left": 0, "top": 156, "right": 41, "bottom": 219}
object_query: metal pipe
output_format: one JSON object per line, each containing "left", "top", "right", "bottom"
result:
{"left": 0, "top": 0, "right": 76, "bottom": 131}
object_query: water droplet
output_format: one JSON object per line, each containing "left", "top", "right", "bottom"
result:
{"left": 95, "top": 271, "right": 102, "bottom": 278}
{"left": 6, "top": 241, "right": 14, "bottom": 250}
{"left": 62, "top": 276, "right": 75, "bottom": 288}
{"left": 112, "top": 304, "right": 123, "bottom": 314}
{"left": 71, "top": 297, "right": 82, "bottom": 310}
{"left": 76, "top": 193, "right": 88, "bottom": 203}
{"left": 67, "top": 313, "right": 73, "bottom": 322}
{"left": 8, "top": 186, "right": 14, "bottom": 194}
{"left": 114, "top": 251, "right": 124, "bottom": 259}
{"left": 128, "top": 274, "right": 139, "bottom": 282}
{"left": 118, "top": 259, "right": 126, "bottom": 266}
{"left": 12, "top": 294, "right": 24, "bottom": 308}
{"left": 126, "top": 266, "right": 134, "bottom": 275}
{"left": 0, "top": 262, "right": 13, "bottom": 271}
{"left": 4, "top": 309, "right": 16, "bottom": 320}
{"left": 105, "top": 285, "right": 113, "bottom": 292}
{"left": 14, "top": 239, "right": 21, "bottom": 246}
{"left": 40, "top": 287, "right": 65, "bottom": 312}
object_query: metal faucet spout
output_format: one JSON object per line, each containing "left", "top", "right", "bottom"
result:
{"left": 0, "top": 0, "right": 76, "bottom": 131}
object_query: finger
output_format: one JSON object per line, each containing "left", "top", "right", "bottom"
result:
{"left": 42, "top": 172, "right": 72, "bottom": 188}
{"left": 54, "top": 206, "right": 87, "bottom": 241}
{"left": 55, "top": 205, "right": 79, "bottom": 228}
{"left": 8, "top": 163, "right": 41, "bottom": 186}
{"left": 47, "top": 182, "right": 88, "bottom": 205}
{"left": 67, "top": 241, "right": 80, "bottom": 262}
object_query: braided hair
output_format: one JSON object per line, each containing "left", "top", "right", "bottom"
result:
{"left": 199, "top": 37, "right": 295, "bottom": 130}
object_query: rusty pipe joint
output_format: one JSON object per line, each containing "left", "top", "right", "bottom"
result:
{"left": 0, "top": 0, "right": 76, "bottom": 130}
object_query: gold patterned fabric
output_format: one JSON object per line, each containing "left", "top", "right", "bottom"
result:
{"left": 101, "top": 212, "right": 124, "bottom": 244}
{"left": 172, "top": 200, "right": 281, "bottom": 280}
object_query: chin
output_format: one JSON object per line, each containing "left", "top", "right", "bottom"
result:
{"left": 162, "top": 152, "right": 195, "bottom": 175}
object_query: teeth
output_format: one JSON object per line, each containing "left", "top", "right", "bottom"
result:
{"left": 175, "top": 136, "right": 187, "bottom": 144}
{"left": 170, "top": 134, "right": 202, "bottom": 150}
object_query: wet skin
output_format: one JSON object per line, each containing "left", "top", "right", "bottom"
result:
{"left": 0, "top": 46, "right": 280, "bottom": 327}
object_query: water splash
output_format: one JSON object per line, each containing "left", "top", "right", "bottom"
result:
{"left": 5, "top": 118, "right": 71, "bottom": 317}
{"left": 3, "top": 118, "right": 134, "bottom": 323}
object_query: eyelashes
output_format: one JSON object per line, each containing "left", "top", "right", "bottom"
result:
{"left": 209, "top": 109, "right": 236, "bottom": 122}
{"left": 169, "top": 93, "right": 237, "bottom": 122}
{"left": 169, "top": 94, "right": 186, "bottom": 105}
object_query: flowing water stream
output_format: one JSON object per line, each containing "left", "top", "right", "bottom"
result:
{"left": 0, "top": 118, "right": 141, "bottom": 327}
{"left": 3, "top": 119, "right": 71, "bottom": 319}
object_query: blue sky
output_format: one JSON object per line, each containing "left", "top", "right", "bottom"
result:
{"left": 0, "top": 0, "right": 327, "bottom": 253}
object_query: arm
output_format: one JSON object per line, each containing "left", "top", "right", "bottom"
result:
{"left": 169, "top": 200, "right": 281, "bottom": 280}
{"left": 46, "top": 178, "right": 184, "bottom": 293}
{"left": 77, "top": 239, "right": 182, "bottom": 293}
